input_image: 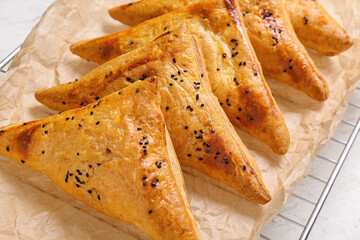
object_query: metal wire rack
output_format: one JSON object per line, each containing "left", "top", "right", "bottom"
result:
{"left": 1, "top": 46, "right": 360, "bottom": 240}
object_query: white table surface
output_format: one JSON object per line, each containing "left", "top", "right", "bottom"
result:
{"left": 1, "top": 0, "right": 359, "bottom": 239}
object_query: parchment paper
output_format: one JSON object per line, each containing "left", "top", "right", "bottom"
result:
{"left": 0, "top": 0, "right": 359, "bottom": 239}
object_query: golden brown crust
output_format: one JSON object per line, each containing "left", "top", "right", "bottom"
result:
{"left": 37, "top": 26, "right": 271, "bottom": 204}
{"left": 110, "top": 0, "right": 353, "bottom": 56}
{"left": 0, "top": 78, "right": 201, "bottom": 240}
{"left": 107, "top": 0, "right": 330, "bottom": 101}
{"left": 286, "top": 0, "right": 353, "bottom": 56}
{"left": 239, "top": 0, "right": 329, "bottom": 101}
{"left": 70, "top": 0, "right": 290, "bottom": 155}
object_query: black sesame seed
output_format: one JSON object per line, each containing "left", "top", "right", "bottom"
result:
{"left": 42, "top": 151, "right": 45, "bottom": 154}
{"left": 217, "top": 68, "right": 220, "bottom": 71}
{"left": 86, "top": 173, "right": 89, "bottom": 177}
{"left": 206, "top": 144, "right": 210, "bottom": 147}
{"left": 289, "top": 66, "right": 293, "bottom": 70}
{"left": 194, "top": 130, "right": 197, "bottom": 134}
{"left": 254, "top": 73, "right": 258, "bottom": 76}
{"left": 236, "top": 117, "right": 240, "bottom": 120}
{"left": 243, "top": 165, "right": 247, "bottom": 170}
{"left": 105, "top": 75, "right": 108, "bottom": 78}
{"left": 78, "top": 124, "right": 82, "bottom": 128}
{"left": 143, "top": 183, "right": 147, "bottom": 187}
{"left": 21, "top": 160, "right": 25, "bottom": 164}
{"left": 244, "top": 62, "right": 247, "bottom": 66}
{"left": 88, "top": 190, "right": 92, "bottom": 194}
{"left": 211, "top": 129, "right": 215, "bottom": 133}
{"left": 167, "top": 31, "right": 171, "bottom": 34}
{"left": 42, "top": 124, "right": 46, "bottom": 128}
{"left": 143, "top": 176, "right": 147, "bottom": 180}
{"left": 201, "top": 103, "right": 205, "bottom": 107}
{"left": 173, "top": 58, "right": 176, "bottom": 63}
{"left": 106, "top": 148, "right": 111, "bottom": 153}
{"left": 110, "top": 71, "right": 113, "bottom": 75}
{"left": 76, "top": 184, "right": 80, "bottom": 188}
{"left": 76, "top": 169, "right": 82, "bottom": 175}
{"left": 89, "top": 165, "right": 92, "bottom": 168}
{"left": 44, "top": 131, "right": 48, "bottom": 134}
{"left": 199, "top": 158, "right": 203, "bottom": 161}
{"left": 72, "top": 116, "right": 75, "bottom": 120}
{"left": 96, "top": 121, "right": 100, "bottom": 125}
{"left": 238, "top": 108, "right": 243, "bottom": 111}
{"left": 250, "top": 117, "right": 254, "bottom": 120}
{"left": 201, "top": 73, "right": 204, "bottom": 78}
{"left": 187, "top": 154, "right": 191, "bottom": 157}
{"left": 6, "top": 146, "right": 9, "bottom": 152}
{"left": 216, "top": 151, "right": 221, "bottom": 155}
{"left": 206, "top": 150, "right": 210, "bottom": 153}
{"left": 245, "top": 90, "right": 250, "bottom": 94}
{"left": 157, "top": 162, "right": 162, "bottom": 168}
{"left": 169, "top": 83, "right": 173, "bottom": 86}
{"left": 97, "top": 163, "right": 101, "bottom": 166}
{"left": 148, "top": 210, "right": 153, "bottom": 214}
{"left": 196, "top": 148, "right": 201, "bottom": 151}
{"left": 166, "top": 106, "right": 169, "bottom": 111}
{"left": 223, "top": 53, "right": 227, "bottom": 58}
{"left": 151, "top": 183, "right": 156, "bottom": 187}
{"left": 180, "top": 79, "right": 184, "bottom": 82}
{"left": 185, "top": 126, "right": 189, "bottom": 130}
{"left": 227, "top": 23, "right": 231, "bottom": 26}
{"left": 143, "top": 135, "right": 147, "bottom": 139}
{"left": 144, "top": 149, "right": 147, "bottom": 155}
{"left": 171, "top": 74, "right": 175, "bottom": 78}
{"left": 97, "top": 195, "right": 101, "bottom": 200}
{"left": 77, "top": 152, "right": 79, "bottom": 156}
{"left": 184, "top": 69, "right": 188, "bottom": 72}
{"left": 283, "top": 69, "right": 287, "bottom": 73}
{"left": 225, "top": 160, "right": 229, "bottom": 164}
{"left": 136, "top": 89, "right": 139, "bottom": 93}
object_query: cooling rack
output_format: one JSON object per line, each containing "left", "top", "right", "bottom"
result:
{"left": 1, "top": 46, "right": 360, "bottom": 240}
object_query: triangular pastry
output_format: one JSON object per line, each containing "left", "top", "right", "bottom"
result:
{"left": 0, "top": 78, "right": 202, "bottom": 240}
{"left": 107, "top": 0, "right": 329, "bottom": 101}
{"left": 70, "top": 1, "right": 290, "bottom": 155}
{"left": 109, "top": 0, "right": 353, "bottom": 56}
{"left": 36, "top": 26, "right": 272, "bottom": 204}
{"left": 286, "top": 0, "right": 353, "bottom": 56}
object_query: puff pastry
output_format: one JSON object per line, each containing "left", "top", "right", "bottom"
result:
{"left": 107, "top": 0, "right": 329, "bottom": 101}
{"left": 286, "top": 0, "right": 353, "bottom": 56}
{"left": 110, "top": 0, "right": 353, "bottom": 56}
{"left": 70, "top": 0, "right": 290, "bottom": 155}
{"left": 0, "top": 78, "right": 202, "bottom": 240}
{"left": 36, "top": 26, "right": 272, "bottom": 204}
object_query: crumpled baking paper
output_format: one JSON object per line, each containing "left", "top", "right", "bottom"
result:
{"left": 0, "top": 0, "right": 359, "bottom": 239}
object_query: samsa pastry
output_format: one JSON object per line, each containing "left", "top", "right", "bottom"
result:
{"left": 36, "top": 27, "right": 272, "bottom": 204}
{"left": 0, "top": 78, "right": 201, "bottom": 240}
{"left": 70, "top": 1, "right": 290, "bottom": 155}
{"left": 107, "top": 0, "right": 329, "bottom": 101}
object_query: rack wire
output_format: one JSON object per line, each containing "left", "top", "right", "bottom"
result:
{"left": 1, "top": 46, "right": 360, "bottom": 240}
